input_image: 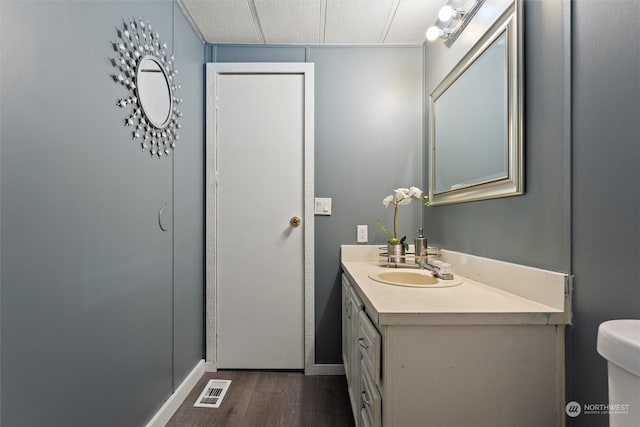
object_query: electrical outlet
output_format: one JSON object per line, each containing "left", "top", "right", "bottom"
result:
{"left": 357, "top": 225, "right": 368, "bottom": 243}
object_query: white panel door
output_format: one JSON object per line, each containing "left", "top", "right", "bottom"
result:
{"left": 215, "top": 73, "right": 304, "bottom": 369}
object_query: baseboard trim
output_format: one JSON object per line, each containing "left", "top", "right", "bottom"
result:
{"left": 145, "top": 359, "right": 205, "bottom": 427}
{"left": 305, "top": 363, "right": 345, "bottom": 376}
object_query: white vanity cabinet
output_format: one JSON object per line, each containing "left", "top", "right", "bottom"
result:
{"left": 340, "top": 246, "right": 571, "bottom": 427}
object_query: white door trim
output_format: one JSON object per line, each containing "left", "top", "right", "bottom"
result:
{"left": 205, "top": 63, "right": 315, "bottom": 373}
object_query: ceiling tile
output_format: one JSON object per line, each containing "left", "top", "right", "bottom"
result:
{"left": 181, "top": 0, "right": 442, "bottom": 45}
{"left": 384, "top": 0, "right": 442, "bottom": 44}
{"left": 324, "top": 0, "right": 396, "bottom": 44}
{"left": 182, "top": 0, "right": 261, "bottom": 44}
{"left": 255, "top": 0, "right": 322, "bottom": 44}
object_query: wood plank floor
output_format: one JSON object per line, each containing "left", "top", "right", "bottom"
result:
{"left": 166, "top": 371, "right": 355, "bottom": 427}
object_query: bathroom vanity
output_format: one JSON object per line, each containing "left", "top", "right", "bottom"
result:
{"left": 341, "top": 245, "right": 571, "bottom": 427}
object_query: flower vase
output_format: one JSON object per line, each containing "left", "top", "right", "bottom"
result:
{"left": 387, "top": 243, "right": 405, "bottom": 264}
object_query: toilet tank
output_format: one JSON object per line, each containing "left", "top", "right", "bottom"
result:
{"left": 597, "top": 319, "right": 640, "bottom": 427}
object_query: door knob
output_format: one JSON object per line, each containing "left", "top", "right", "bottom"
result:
{"left": 290, "top": 216, "right": 301, "bottom": 227}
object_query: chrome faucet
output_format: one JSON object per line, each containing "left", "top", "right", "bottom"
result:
{"left": 417, "top": 260, "right": 454, "bottom": 280}
{"left": 415, "top": 249, "right": 454, "bottom": 280}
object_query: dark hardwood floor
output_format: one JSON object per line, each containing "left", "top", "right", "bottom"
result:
{"left": 166, "top": 371, "right": 355, "bottom": 427}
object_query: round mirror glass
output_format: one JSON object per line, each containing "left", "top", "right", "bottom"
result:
{"left": 136, "top": 55, "right": 172, "bottom": 128}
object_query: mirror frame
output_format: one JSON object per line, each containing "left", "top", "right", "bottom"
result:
{"left": 111, "top": 17, "right": 182, "bottom": 158}
{"left": 428, "top": 2, "right": 523, "bottom": 205}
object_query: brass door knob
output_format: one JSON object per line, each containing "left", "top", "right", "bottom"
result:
{"left": 290, "top": 216, "right": 301, "bottom": 227}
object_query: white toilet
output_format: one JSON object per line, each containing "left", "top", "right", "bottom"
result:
{"left": 597, "top": 319, "right": 640, "bottom": 427}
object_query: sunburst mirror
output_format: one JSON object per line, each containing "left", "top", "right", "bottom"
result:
{"left": 111, "top": 17, "right": 182, "bottom": 158}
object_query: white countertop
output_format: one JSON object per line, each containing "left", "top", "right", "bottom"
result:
{"left": 341, "top": 245, "right": 571, "bottom": 326}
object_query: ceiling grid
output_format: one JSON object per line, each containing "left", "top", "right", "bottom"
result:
{"left": 247, "top": 0, "right": 267, "bottom": 43}
{"left": 379, "top": 0, "right": 402, "bottom": 44}
{"left": 319, "top": 0, "right": 328, "bottom": 44}
{"left": 180, "top": 0, "right": 443, "bottom": 45}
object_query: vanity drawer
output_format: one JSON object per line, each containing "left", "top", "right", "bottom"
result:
{"left": 358, "top": 310, "right": 381, "bottom": 386}
{"left": 360, "top": 363, "right": 382, "bottom": 427}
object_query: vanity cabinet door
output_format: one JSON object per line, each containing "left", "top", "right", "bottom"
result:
{"left": 341, "top": 278, "right": 352, "bottom": 379}
{"left": 358, "top": 310, "right": 381, "bottom": 386}
{"left": 343, "top": 275, "right": 363, "bottom": 426}
{"left": 348, "top": 280, "right": 364, "bottom": 391}
{"left": 360, "top": 362, "right": 382, "bottom": 427}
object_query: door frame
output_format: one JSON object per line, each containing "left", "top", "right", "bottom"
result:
{"left": 205, "top": 63, "right": 316, "bottom": 373}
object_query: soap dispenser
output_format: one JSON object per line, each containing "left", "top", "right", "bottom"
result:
{"left": 414, "top": 228, "right": 427, "bottom": 264}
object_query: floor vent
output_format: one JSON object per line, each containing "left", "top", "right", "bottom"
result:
{"left": 194, "top": 379, "right": 232, "bottom": 408}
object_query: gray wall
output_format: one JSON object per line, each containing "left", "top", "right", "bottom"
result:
{"left": 208, "top": 45, "right": 424, "bottom": 363}
{"left": 425, "top": 1, "right": 640, "bottom": 426}
{"left": 0, "top": 1, "right": 204, "bottom": 426}
{"left": 424, "top": 0, "right": 571, "bottom": 273}
{"left": 569, "top": 1, "right": 640, "bottom": 426}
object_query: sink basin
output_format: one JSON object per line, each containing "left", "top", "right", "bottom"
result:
{"left": 368, "top": 269, "right": 462, "bottom": 288}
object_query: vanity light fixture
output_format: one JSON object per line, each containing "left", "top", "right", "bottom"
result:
{"left": 426, "top": 0, "right": 485, "bottom": 47}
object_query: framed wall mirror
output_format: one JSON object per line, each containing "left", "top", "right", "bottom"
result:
{"left": 112, "top": 17, "right": 182, "bottom": 158}
{"left": 428, "top": 3, "right": 522, "bottom": 205}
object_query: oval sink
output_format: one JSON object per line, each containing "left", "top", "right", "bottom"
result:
{"left": 368, "top": 269, "right": 462, "bottom": 288}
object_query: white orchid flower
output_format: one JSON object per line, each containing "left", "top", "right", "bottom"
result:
{"left": 394, "top": 188, "right": 412, "bottom": 205}
{"left": 394, "top": 188, "right": 409, "bottom": 201}
{"left": 382, "top": 195, "right": 394, "bottom": 208}
{"left": 408, "top": 186, "right": 423, "bottom": 198}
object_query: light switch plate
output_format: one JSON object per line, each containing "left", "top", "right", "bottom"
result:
{"left": 314, "top": 197, "right": 332, "bottom": 215}
{"left": 357, "top": 225, "right": 368, "bottom": 243}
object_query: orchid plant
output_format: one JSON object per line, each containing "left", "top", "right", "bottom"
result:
{"left": 377, "top": 186, "right": 428, "bottom": 250}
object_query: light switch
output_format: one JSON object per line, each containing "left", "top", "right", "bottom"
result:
{"left": 314, "top": 197, "right": 332, "bottom": 216}
{"left": 323, "top": 198, "right": 331, "bottom": 214}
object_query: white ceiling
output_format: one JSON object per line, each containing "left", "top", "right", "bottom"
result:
{"left": 180, "top": 0, "right": 445, "bottom": 45}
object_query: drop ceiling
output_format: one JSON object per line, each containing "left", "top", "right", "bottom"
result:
{"left": 179, "top": 0, "right": 444, "bottom": 45}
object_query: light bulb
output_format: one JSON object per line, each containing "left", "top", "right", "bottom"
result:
{"left": 426, "top": 26, "right": 443, "bottom": 41}
{"left": 438, "top": 5, "right": 463, "bottom": 22}
{"left": 426, "top": 26, "right": 451, "bottom": 41}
